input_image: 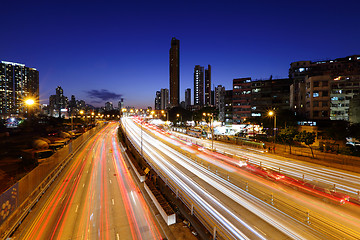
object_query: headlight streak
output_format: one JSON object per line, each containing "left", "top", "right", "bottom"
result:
{"left": 111, "top": 126, "right": 161, "bottom": 240}
{"left": 162, "top": 128, "right": 360, "bottom": 235}
{"left": 124, "top": 119, "right": 254, "bottom": 240}
{"left": 181, "top": 132, "right": 360, "bottom": 197}
{"left": 131, "top": 121, "right": 314, "bottom": 240}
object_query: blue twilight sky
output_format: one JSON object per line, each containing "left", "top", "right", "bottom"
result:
{"left": 1, "top": 0, "right": 360, "bottom": 108}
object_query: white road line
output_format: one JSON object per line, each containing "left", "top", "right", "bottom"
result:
{"left": 109, "top": 179, "right": 112, "bottom": 184}
{"left": 75, "top": 204, "right": 79, "bottom": 213}
{"left": 112, "top": 199, "right": 115, "bottom": 205}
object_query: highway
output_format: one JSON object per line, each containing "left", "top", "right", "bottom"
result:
{"left": 172, "top": 131, "right": 360, "bottom": 199}
{"left": 122, "top": 117, "right": 336, "bottom": 240}
{"left": 13, "top": 122, "right": 162, "bottom": 240}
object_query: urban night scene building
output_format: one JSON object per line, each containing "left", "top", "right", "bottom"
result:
{"left": 1, "top": 1, "right": 360, "bottom": 239}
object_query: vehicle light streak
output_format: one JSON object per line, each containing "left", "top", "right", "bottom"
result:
{"left": 124, "top": 118, "right": 320, "bottom": 239}
{"left": 124, "top": 118, "right": 360, "bottom": 239}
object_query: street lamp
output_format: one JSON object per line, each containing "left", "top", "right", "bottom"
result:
{"left": 176, "top": 114, "right": 182, "bottom": 126}
{"left": 268, "top": 110, "right": 276, "bottom": 145}
{"left": 203, "top": 113, "right": 214, "bottom": 150}
{"left": 25, "top": 98, "right": 35, "bottom": 116}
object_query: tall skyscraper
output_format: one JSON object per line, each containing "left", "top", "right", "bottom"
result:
{"left": 205, "top": 65, "right": 212, "bottom": 106}
{"left": 185, "top": 88, "right": 191, "bottom": 109}
{"left": 155, "top": 91, "right": 161, "bottom": 110}
{"left": 169, "top": 37, "right": 180, "bottom": 107}
{"left": 215, "top": 85, "right": 225, "bottom": 121}
{"left": 49, "top": 86, "right": 67, "bottom": 117}
{"left": 194, "top": 65, "right": 204, "bottom": 106}
{"left": 160, "top": 88, "right": 169, "bottom": 110}
{"left": 0, "top": 61, "right": 39, "bottom": 115}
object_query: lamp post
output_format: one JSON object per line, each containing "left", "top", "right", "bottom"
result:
{"left": 203, "top": 113, "right": 214, "bottom": 150}
{"left": 176, "top": 114, "right": 182, "bottom": 126}
{"left": 140, "top": 114, "right": 144, "bottom": 157}
{"left": 268, "top": 110, "right": 276, "bottom": 145}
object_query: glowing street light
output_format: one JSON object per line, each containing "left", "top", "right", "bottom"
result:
{"left": 25, "top": 98, "right": 35, "bottom": 106}
{"left": 268, "top": 110, "right": 277, "bottom": 145}
{"left": 25, "top": 98, "right": 35, "bottom": 117}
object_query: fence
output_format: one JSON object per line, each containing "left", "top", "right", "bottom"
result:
{"left": 0, "top": 123, "right": 105, "bottom": 239}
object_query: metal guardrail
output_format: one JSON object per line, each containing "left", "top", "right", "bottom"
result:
{"left": 138, "top": 125, "right": 360, "bottom": 240}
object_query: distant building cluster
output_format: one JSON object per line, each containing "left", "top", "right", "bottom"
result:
{"left": 45, "top": 86, "right": 125, "bottom": 118}
{"left": 155, "top": 38, "right": 360, "bottom": 125}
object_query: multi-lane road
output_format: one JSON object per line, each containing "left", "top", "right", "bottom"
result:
{"left": 122, "top": 117, "right": 360, "bottom": 240}
{"left": 172, "top": 130, "right": 360, "bottom": 198}
{"left": 13, "top": 122, "right": 162, "bottom": 240}
{"left": 11, "top": 118, "right": 360, "bottom": 240}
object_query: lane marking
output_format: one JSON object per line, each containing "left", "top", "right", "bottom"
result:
{"left": 109, "top": 180, "right": 112, "bottom": 184}
{"left": 75, "top": 204, "right": 79, "bottom": 213}
{"left": 116, "top": 233, "right": 120, "bottom": 240}
{"left": 112, "top": 199, "right": 115, "bottom": 205}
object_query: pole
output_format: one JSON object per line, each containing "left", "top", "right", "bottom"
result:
{"left": 274, "top": 115, "right": 276, "bottom": 143}
{"left": 274, "top": 114, "right": 276, "bottom": 153}
{"left": 211, "top": 114, "right": 214, "bottom": 150}
{"left": 71, "top": 112, "right": 73, "bottom": 131}
{"left": 141, "top": 118, "right": 143, "bottom": 157}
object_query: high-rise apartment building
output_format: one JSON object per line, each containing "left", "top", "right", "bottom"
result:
{"left": 185, "top": 88, "right": 191, "bottom": 109}
{"left": 289, "top": 55, "right": 360, "bottom": 117}
{"left": 251, "top": 78, "right": 291, "bottom": 117}
{"left": 169, "top": 37, "right": 180, "bottom": 107}
{"left": 49, "top": 86, "right": 67, "bottom": 117}
{"left": 225, "top": 90, "right": 233, "bottom": 125}
{"left": 214, "top": 85, "right": 225, "bottom": 121}
{"left": 194, "top": 65, "right": 204, "bottom": 106}
{"left": 233, "top": 78, "right": 251, "bottom": 124}
{"left": 155, "top": 91, "right": 161, "bottom": 110}
{"left": 0, "top": 61, "right": 39, "bottom": 116}
{"left": 304, "top": 75, "right": 331, "bottom": 120}
{"left": 160, "top": 88, "right": 169, "bottom": 110}
{"left": 204, "top": 65, "right": 212, "bottom": 106}
{"left": 330, "top": 75, "right": 360, "bottom": 121}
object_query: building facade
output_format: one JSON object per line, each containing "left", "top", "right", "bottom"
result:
{"left": 160, "top": 88, "right": 169, "bottom": 110}
{"left": 214, "top": 85, "right": 225, "bottom": 121}
{"left": 233, "top": 78, "right": 251, "bottom": 124}
{"left": 0, "top": 61, "right": 39, "bottom": 116}
{"left": 224, "top": 90, "right": 233, "bottom": 125}
{"left": 185, "top": 88, "right": 191, "bottom": 109}
{"left": 289, "top": 55, "right": 360, "bottom": 117}
{"left": 330, "top": 75, "right": 360, "bottom": 121}
{"left": 155, "top": 90, "right": 161, "bottom": 110}
{"left": 251, "top": 78, "right": 291, "bottom": 117}
{"left": 169, "top": 38, "right": 180, "bottom": 107}
{"left": 304, "top": 75, "right": 331, "bottom": 120}
{"left": 204, "top": 65, "right": 211, "bottom": 106}
{"left": 49, "top": 86, "right": 67, "bottom": 117}
{"left": 194, "top": 65, "right": 204, "bottom": 106}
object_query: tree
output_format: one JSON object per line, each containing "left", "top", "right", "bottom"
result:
{"left": 278, "top": 127, "right": 298, "bottom": 154}
{"left": 294, "top": 131, "right": 316, "bottom": 158}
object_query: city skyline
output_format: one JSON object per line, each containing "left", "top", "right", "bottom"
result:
{"left": 1, "top": 1, "right": 360, "bottom": 108}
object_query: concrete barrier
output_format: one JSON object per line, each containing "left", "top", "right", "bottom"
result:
{"left": 144, "top": 181, "right": 176, "bottom": 226}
